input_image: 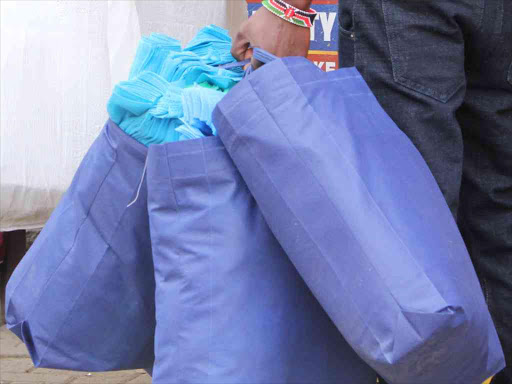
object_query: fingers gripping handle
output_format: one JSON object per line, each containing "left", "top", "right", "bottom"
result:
{"left": 219, "top": 48, "right": 279, "bottom": 74}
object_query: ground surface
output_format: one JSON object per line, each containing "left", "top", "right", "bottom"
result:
{"left": 0, "top": 325, "right": 151, "bottom": 384}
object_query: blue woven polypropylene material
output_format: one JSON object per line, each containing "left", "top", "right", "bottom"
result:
{"left": 107, "top": 25, "right": 242, "bottom": 147}
{"left": 212, "top": 57, "right": 506, "bottom": 384}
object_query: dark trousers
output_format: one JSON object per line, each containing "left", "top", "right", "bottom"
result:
{"left": 338, "top": 0, "right": 512, "bottom": 382}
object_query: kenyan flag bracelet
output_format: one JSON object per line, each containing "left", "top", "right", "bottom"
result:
{"left": 262, "top": 0, "right": 318, "bottom": 28}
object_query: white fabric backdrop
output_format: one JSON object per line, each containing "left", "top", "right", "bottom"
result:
{"left": 135, "top": 0, "right": 247, "bottom": 44}
{"left": 0, "top": 0, "right": 247, "bottom": 231}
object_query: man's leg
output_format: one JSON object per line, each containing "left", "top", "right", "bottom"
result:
{"left": 457, "top": 1, "right": 512, "bottom": 382}
{"left": 338, "top": 0, "right": 475, "bottom": 218}
{"left": 338, "top": 0, "right": 499, "bottom": 382}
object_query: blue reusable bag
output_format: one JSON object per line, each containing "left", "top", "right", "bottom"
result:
{"left": 5, "top": 121, "right": 156, "bottom": 372}
{"left": 213, "top": 58, "right": 506, "bottom": 384}
{"left": 3, "top": 25, "right": 243, "bottom": 374}
{"left": 146, "top": 136, "right": 376, "bottom": 384}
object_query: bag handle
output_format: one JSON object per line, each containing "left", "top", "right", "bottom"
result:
{"left": 218, "top": 48, "right": 278, "bottom": 74}
{"left": 252, "top": 48, "right": 279, "bottom": 65}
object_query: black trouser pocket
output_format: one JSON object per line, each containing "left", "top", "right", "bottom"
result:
{"left": 338, "top": 25, "right": 355, "bottom": 68}
{"left": 381, "top": 0, "right": 466, "bottom": 102}
{"left": 338, "top": 0, "right": 356, "bottom": 68}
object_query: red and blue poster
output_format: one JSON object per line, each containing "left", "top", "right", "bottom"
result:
{"left": 246, "top": 0, "right": 339, "bottom": 71}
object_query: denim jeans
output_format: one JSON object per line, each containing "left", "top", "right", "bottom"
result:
{"left": 338, "top": 0, "right": 512, "bottom": 382}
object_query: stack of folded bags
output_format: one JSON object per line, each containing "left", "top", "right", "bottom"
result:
{"left": 107, "top": 25, "right": 243, "bottom": 145}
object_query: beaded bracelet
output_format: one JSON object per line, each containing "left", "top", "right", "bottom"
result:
{"left": 262, "top": 0, "right": 317, "bottom": 28}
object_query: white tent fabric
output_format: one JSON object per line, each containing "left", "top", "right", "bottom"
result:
{"left": 0, "top": 0, "right": 247, "bottom": 231}
{"left": 135, "top": 0, "right": 248, "bottom": 45}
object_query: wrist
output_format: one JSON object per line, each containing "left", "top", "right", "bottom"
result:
{"left": 262, "top": 0, "right": 317, "bottom": 28}
{"left": 285, "top": 0, "right": 312, "bottom": 11}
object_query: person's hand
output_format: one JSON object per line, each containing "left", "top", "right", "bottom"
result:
{"left": 231, "top": 6, "right": 311, "bottom": 68}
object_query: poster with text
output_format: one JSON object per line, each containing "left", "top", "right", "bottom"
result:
{"left": 246, "top": 0, "right": 339, "bottom": 71}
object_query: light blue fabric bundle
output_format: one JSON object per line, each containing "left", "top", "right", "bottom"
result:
{"left": 129, "top": 33, "right": 181, "bottom": 79}
{"left": 166, "top": 55, "right": 214, "bottom": 84}
{"left": 174, "top": 121, "right": 208, "bottom": 141}
{"left": 108, "top": 71, "right": 180, "bottom": 145}
{"left": 159, "top": 51, "right": 199, "bottom": 81}
{"left": 194, "top": 69, "right": 242, "bottom": 91}
{"left": 160, "top": 51, "right": 242, "bottom": 89}
{"left": 108, "top": 71, "right": 169, "bottom": 123}
{"left": 181, "top": 85, "right": 225, "bottom": 135}
{"left": 149, "top": 84, "right": 184, "bottom": 119}
{"left": 184, "top": 25, "right": 235, "bottom": 65}
{"left": 108, "top": 74, "right": 227, "bottom": 146}
{"left": 107, "top": 25, "right": 241, "bottom": 146}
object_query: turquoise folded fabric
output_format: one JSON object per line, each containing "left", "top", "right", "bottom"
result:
{"left": 185, "top": 25, "right": 235, "bottom": 66}
{"left": 129, "top": 33, "right": 181, "bottom": 79}
{"left": 182, "top": 86, "right": 225, "bottom": 136}
{"left": 107, "top": 25, "right": 242, "bottom": 147}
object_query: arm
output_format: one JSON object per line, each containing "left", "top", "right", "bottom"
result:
{"left": 231, "top": 0, "right": 313, "bottom": 67}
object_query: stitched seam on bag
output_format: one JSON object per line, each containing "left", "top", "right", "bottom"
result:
{"left": 8, "top": 147, "right": 118, "bottom": 357}
{"left": 222, "top": 87, "right": 255, "bottom": 115}
{"left": 218, "top": 104, "right": 265, "bottom": 154}
{"left": 298, "top": 75, "right": 361, "bottom": 87}
{"left": 165, "top": 146, "right": 182, "bottom": 215}
{"left": 248, "top": 65, "right": 445, "bottom": 345}
{"left": 168, "top": 168, "right": 238, "bottom": 181}
{"left": 214, "top": 111, "right": 241, "bottom": 155}
{"left": 199, "top": 139, "right": 214, "bottom": 383}
{"left": 5, "top": 201, "right": 74, "bottom": 316}
{"left": 39, "top": 243, "right": 112, "bottom": 367}
{"left": 283, "top": 62, "right": 312, "bottom": 72}
{"left": 233, "top": 74, "right": 391, "bottom": 363}
{"left": 165, "top": 147, "right": 225, "bottom": 158}
{"left": 164, "top": 144, "right": 184, "bottom": 380}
